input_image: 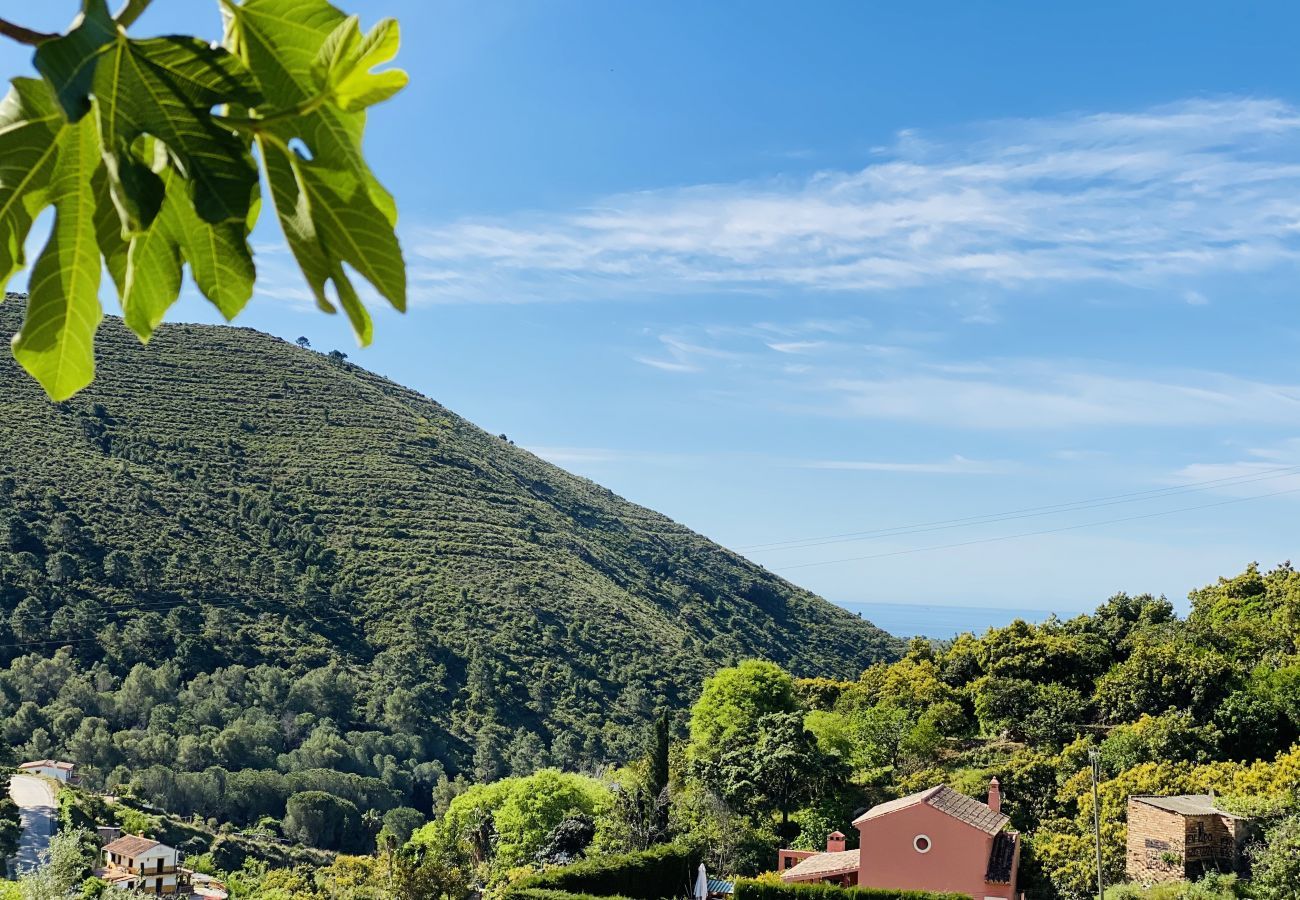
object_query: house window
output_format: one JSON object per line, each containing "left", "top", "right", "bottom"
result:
{"left": 913, "top": 835, "right": 932, "bottom": 854}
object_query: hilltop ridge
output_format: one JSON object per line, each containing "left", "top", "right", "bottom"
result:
{"left": 0, "top": 296, "right": 898, "bottom": 786}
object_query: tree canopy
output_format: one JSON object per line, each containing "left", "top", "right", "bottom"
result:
{"left": 688, "top": 660, "right": 799, "bottom": 763}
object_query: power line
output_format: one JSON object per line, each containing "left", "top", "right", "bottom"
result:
{"left": 741, "top": 464, "right": 1300, "bottom": 552}
{"left": 774, "top": 484, "right": 1300, "bottom": 571}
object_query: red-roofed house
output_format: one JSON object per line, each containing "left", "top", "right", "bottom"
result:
{"left": 96, "top": 835, "right": 188, "bottom": 895}
{"left": 18, "top": 759, "right": 76, "bottom": 783}
{"left": 777, "top": 778, "right": 1021, "bottom": 900}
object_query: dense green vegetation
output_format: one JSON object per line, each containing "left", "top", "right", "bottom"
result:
{"left": 376, "top": 568, "right": 1298, "bottom": 900}
{"left": 657, "top": 570, "right": 1300, "bottom": 900}
{"left": 503, "top": 844, "right": 696, "bottom": 900}
{"left": 0, "top": 297, "right": 896, "bottom": 835}
{"left": 55, "top": 781, "right": 332, "bottom": 872}
{"left": 0, "top": 827, "right": 98, "bottom": 899}
{"left": 10, "top": 560, "right": 1300, "bottom": 899}
{"left": 412, "top": 768, "right": 619, "bottom": 869}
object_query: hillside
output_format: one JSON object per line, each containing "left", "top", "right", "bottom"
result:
{"left": 0, "top": 294, "right": 898, "bottom": 802}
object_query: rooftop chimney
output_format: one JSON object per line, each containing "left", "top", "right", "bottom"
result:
{"left": 826, "top": 831, "right": 846, "bottom": 853}
{"left": 988, "top": 777, "right": 1002, "bottom": 815}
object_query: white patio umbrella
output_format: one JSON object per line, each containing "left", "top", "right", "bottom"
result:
{"left": 693, "top": 863, "right": 709, "bottom": 900}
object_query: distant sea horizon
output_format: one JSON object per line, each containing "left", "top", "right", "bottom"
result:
{"left": 835, "top": 601, "right": 1083, "bottom": 639}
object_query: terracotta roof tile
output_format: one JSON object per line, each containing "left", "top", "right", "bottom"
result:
{"left": 103, "top": 835, "right": 162, "bottom": 857}
{"left": 780, "top": 849, "right": 861, "bottom": 882}
{"left": 852, "top": 785, "right": 944, "bottom": 825}
{"left": 854, "top": 784, "right": 1008, "bottom": 835}
{"left": 926, "top": 785, "right": 1008, "bottom": 834}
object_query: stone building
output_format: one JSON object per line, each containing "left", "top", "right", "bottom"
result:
{"left": 1126, "top": 795, "right": 1250, "bottom": 884}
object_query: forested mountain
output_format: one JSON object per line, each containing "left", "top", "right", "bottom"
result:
{"left": 0, "top": 295, "right": 898, "bottom": 816}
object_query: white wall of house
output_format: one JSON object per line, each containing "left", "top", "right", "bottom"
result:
{"left": 133, "top": 846, "right": 179, "bottom": 872}
{"left": 102, "top": 844, "right": 183, "bottom": 895}
{"left": 113, "top": 872, "right": 182, "bottom": 894}
{"left": 21, "top": 764, "right": 72, "bottom": 782}
{"left": 108, "top": 846, "right": 178, "bottom": 874}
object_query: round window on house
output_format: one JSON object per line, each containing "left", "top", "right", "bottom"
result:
{"left": 913, "top": 835, "right": 932, "bottom": 854}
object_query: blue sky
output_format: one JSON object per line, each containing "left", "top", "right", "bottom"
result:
{"left": 8, "top": 1, "right": 1300, "bottom": 614}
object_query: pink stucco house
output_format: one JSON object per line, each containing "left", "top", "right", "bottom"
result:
{"left": 777, "top": 779, "right": 1020, "bottom": 900}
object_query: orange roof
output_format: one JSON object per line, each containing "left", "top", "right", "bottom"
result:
{"left": 103, "top": 835, "right": 163, "bottom": 857}
{"left": 19, "top": 759, "right": 74, "bottom": 770}
{"left": 853, "top": 784, "right": 1008, "bottom": 835}
{"left": 780, "top": 849, "right": 861, "bottom": 882}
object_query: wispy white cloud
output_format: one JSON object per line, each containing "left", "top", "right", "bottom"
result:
{"left": 628, "top": 318, "right": 1300, "bottom": 430}
{"left": 1054, "top": 449, "right": 1113, "bottom": 462}
{"left": 766, "top": 340, "right": 827, "bottom": 354}
{"left": 634, "top": 333, "right": 743, "bottom": 373}
{"left": 826, "top": 367, "right": 1300, "bottom": 429}
{"left": 800, "top": 455, "right": 1010, "bottom": 475}
{"left": 408, "top": 97, "right": 1300, "bottom": 303}
{"left": 1170, "top": 440, "right": 1300, "bottom": 496}
{"left": 1239, "top": 439, "right": 1300, "bottom": 462}
{"left": 750, "top": 317, "right": 873, "bottom": 337}
{"left": 634, "top": 356, "right": 699, "bottom": 373}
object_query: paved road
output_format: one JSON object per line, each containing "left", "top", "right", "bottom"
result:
{"left": 9, "top": 774, "right": 56, "bottom": 876}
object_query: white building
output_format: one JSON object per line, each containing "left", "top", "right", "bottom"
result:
{"left": 17, "top": 759, "right": 76, "bottom": 782}
{"left": 98, "top": 835, "right": 186, "bottom": 895}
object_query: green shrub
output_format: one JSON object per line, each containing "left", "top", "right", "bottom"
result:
{"left": 1250, "top": 813, "right": 1300, "bottom": 900}
{"left": 116, "top": 806, "right": 162, "bottom": 838}
{"left": 506, "top": 844, "right": 696, "bottom": 900}
{"left": 58, "top": 790, "right": 99, "bottom": 832}
{"left": 1181, "top": 873, "right": 1238, "bottom": 900}
{"left": 1103, "top": 886, "right": 1147, "bottom": 900}
{"left": 509, "top": 890, "right": 635, "bottom": 900}
{"left": 1102, "top": 874, "right": 1238, "bottom": 900}
{"left": 733, "top": 879, "right": 970, "bottom": 900}
{"left": 0, "top": 776, "right": 21, "bottom": 858}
